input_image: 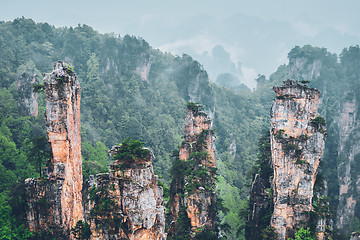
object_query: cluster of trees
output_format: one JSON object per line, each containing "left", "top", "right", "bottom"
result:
{"left": 1, "top": 17, "right": 360, "bottom": 239}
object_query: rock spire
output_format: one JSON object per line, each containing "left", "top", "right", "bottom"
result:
{"left": 270, "top": 79, "right": 326, "bottom": 239}
{"left": 25, "top": 61, "right": 83, "bottom": 238}
{"left": 168, "top": 102, "right": 217, "bottom": 239}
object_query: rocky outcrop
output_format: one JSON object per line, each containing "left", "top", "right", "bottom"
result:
{"left": 336, "top": 99, "right": 360, "bottom": 230}
{"left": 84, "top": 143, "right": 166, "bottom": 240}
{"left": 17, "top": 69, "right": 38, "bottom": 117}
{"left": 168, "top": 103, "right": 217, "bottom": 238}
{"left": 289, "top": 57, "right": 322, "bottom": 81}
{"left": 270, "top": 79, "right": 326, "bottom": 239}
{"left": 25, "top": 61, "right": 83, "bottom": 238}
{"left": 136, "top": 54, "right": 151, "bottom": 83}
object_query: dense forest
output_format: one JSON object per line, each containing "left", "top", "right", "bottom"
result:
{"left": 1, "top": 17, "right": 360, "bottom": 239}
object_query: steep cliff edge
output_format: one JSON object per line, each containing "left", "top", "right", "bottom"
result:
{"left": 25, "top": 61, "right": 83, "bottom": 238}
{"left": 270, "top": 79, "right": 326, "bottom": 239}
{"left": 168, "top": 103, "right": 217, "bottom": 239}
{"left": 84, "top": 138, "right": 166, "bottom": 240}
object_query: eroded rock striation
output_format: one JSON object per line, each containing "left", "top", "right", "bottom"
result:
{"left": 168, "top": 103, "right": 217, "bottom": 238}
{"left": 84, "top": 142, "right": 166, "bottom": 240}
{"left": 25, "top": 61, "right": 83, "bottom": 238}
{"left": 17, "top": 69, "right": 39, "bottom": 117}
{"left": 270, "top": 79, "right": 326, "bottom": 239}
{"left": 335, "top": 99, "right": 360, "bottom": 231}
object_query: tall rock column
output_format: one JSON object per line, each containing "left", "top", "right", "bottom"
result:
{"left": 25, "top": 61, "right": 83, "bottom": 238}
{"left": 168, "top": 103, "right": 217, "bottom": 238}
{"left": 270, "top": 80, "right": 326, "bottom": 239}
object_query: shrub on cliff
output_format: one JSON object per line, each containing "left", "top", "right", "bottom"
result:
{"left": 288, "top": 227, "right": 314, "bottom": 240}
{"left": 71, "top": 220, "right": 91, "bottom": 240}
{"left": 311, "top": 116, "right": 326, "bottom": 130}
{"left": 114, "top": 137, "right": 149, "bottom": 162}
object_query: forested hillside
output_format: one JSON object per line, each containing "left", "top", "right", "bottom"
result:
{"left": 0, "top": 18, "right": 270, "bottom": 239}
{"left": 1, "top": 17, "right": 360, "bottom": 239}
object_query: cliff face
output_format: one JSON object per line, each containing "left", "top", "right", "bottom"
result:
{"left": 270, "top": 79, "right": 326, "bottom": 239}
{"left": 336, "top": 99, "right": 360, "bottom": 230}
{"left": 84, "top": 144, "right": 166, "bottom": 240}
{"left": 17, "top": 69, "right": 38, "bottom": 117}
{"left": 289, "top": 57, "right": 322, "bottom": 81}
{"left": 25, "top": 61, "right": 83, "bottom": 238}
{"left": 168, "top": 103, "right": 217, "bottom": 238}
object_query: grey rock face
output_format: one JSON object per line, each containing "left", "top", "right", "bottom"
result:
{"left": 270, "top": 80, "right": 326, "bottom": 239}
{"left": 16, "top": 69, "right": 39, "bottom": 117}
{"left": 289, "top": 57, "right": 322, "bottom": 81}
{"left": 84, "top": 148, "right": 166, "bottom": 240}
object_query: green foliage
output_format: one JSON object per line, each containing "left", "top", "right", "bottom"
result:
{"left": 0, "top": 193, "right": 34, "bottom": 240}
{"left": 89, "top": 185, "right": 117, "bottom": 217}
{"left": 350, "top": 217, "right": 360, "bottom": 234}
{"left": 27, "top": 136, "right": 51, "bottom": 177}
{"left": 288, "top": 227, "right": 315, "bottom": 240}
{"left": 172, "top": 206, "right": 191, "bottom": 240}
{"left": 288, "top": 45, "right": 328, "bottom": 62}
{"left": 157, "top": 179, "right": 170, "bottom": 202}
{"left": 36, "top": 197, "right": 49, "bottom": 214}
{"left": 261, "top": 226, "right": 278, "bottom": 240}
{"left": 246, "top": 131, "right": 274, "bottom": 240}
{"left": 71, "top": 220, "right": 91, "bottom": 240}
{"left": 194, "top": 228, "right": 219, "bottom": 240}
{"left": 32, "top": 84, "right": 44, "bottom": 93}
{"left": 114, "top": 137, "right": 149, "bottom": 162}
{"left": 186, "top": 102, "right": 204, "bottom": 116}
{"left": 311, "top": 116, "right": 326, "bottom": 130}
{"left": 298, "top": 134, "right": 309, "bottom": 141}
{"left": 284, "top": 142, "right": 300, "bottom": 154}
{"left": 82, "top": 141, "right": 109, "bottom": 179}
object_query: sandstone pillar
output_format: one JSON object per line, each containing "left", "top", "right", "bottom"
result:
{"left": 270, "top": 80, "right": 326, "bottom": 239}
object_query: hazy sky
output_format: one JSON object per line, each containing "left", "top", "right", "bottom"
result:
{"left": 2, "top": 0, "right": 360, "bottom": 86}
{"left": 2, "top": 0, "right": 359, "bottom": 37}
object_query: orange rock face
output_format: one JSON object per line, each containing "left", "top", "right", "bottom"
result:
{"left": 25, "top": 61, "right": 83, "bottom": 238}
{"left": 168, "top": 104, "right": 217, "bottom": 238}
{"left": 270, "top": 80, "right": 326, "bottom": 239}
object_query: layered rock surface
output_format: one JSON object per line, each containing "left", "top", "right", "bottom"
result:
{"left": 168, "top": 103, "right": 217, "bottom": 238}
{"left": 17, "top": 69, "right": 38, "bottom": 117}
{"left": 84, "top": 145, "right": 166, "bottom": 240}
{"left": 25, "top": 61, "right": 83, "bottom": 238}
{"left": 270, "top": 79, "right": 326, "bottom": 239}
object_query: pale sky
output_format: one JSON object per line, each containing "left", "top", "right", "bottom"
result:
{"left": 2, "top": 0, "right": 360, "bottom": 86}
{"left": 2, "top": 0, "right": 359, "bottom": 37}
